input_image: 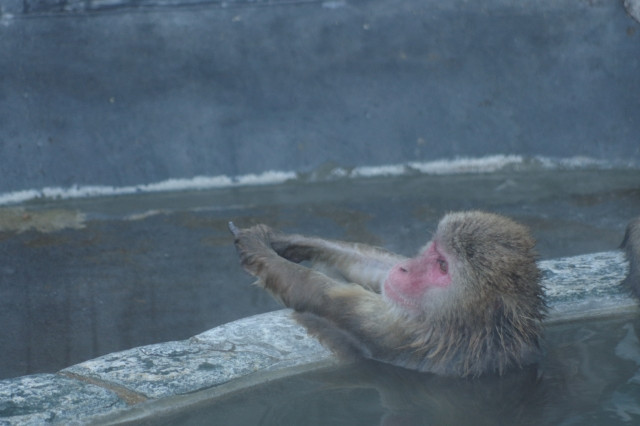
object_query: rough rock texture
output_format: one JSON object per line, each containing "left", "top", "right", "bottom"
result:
{"left": 63, "top": 310, "right": 331, "bottom": 399}
{"left": 0, "top": 374, "right": 126, "bottom": 424}
{"left": 542, "top": 251, "right": 633, "bottom": 321}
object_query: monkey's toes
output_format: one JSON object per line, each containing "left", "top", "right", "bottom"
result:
{"left": 228, "top": 221, "right": 240, "bottom": 237}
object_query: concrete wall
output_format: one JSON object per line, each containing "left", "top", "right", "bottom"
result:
{"left": 1, "top": 0, "right": 639, "bottom": 194}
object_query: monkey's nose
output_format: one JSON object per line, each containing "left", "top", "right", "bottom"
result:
{"left": 399, "top": 266, "right": 408, "bottom": 273}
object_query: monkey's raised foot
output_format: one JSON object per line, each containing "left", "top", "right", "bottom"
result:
{"left": 228, "top": 221, "right": 240, "bottom": 238}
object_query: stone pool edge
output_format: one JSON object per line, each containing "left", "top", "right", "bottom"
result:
{"left": 0, "top": 250, "right": 636, "bottom": 425}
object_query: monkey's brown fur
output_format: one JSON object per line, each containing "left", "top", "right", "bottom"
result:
{"left": 231, "top": 211, "right": 547, "bottom": 377}
{"left": 394, "top": 212, "right": 546, "bottom": 376}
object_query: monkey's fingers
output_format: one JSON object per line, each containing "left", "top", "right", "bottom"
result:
{"left": 229, "top": 223, "right": 281, "bottom": 278}
{"left": 271, "top": 238, "right": 312, "bottom": 263}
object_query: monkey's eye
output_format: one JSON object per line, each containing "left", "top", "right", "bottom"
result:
{"left": 437, "top": 259, "right": 448, "bottom": 274}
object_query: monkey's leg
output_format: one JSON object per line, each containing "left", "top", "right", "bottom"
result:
{"left": 231, "top": 224, "right": 407, "bottom": 359}
{"left": 248, "top": 253, "right": 406, "bottom": 361}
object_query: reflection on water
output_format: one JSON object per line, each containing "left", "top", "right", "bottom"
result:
{"left": 145, "top": 315, "right": 640, "bottom": 425}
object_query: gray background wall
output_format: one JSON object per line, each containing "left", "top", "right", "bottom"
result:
{"left": 1, "top": 0, "right": 639, "bottom": 193}
{"left": 1, "top": 0, "right": 639, "bottom": 380}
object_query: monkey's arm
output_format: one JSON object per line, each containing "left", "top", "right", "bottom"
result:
{"left": 230, "top": 224, "right": 407, "bottom": 357}
{"left": 263, "top": 227, "right": 405, "bottom": 293}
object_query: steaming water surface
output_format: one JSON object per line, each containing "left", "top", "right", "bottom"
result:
{"left": 137, "top": 315, "right": 640, "bottom": 425}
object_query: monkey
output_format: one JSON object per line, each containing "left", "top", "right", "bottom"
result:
{"left": 229, "top": 211, "right": 545, "bottom": 377}
{"left": 621, "top": 216, "right": 640, "bottom": 298}
{"left": 229, "top": 212, "right": 640, "bottom": 377}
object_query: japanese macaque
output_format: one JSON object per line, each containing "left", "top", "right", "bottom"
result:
{"left": 621, "top": 217, "right": 640, "bottom": 298}
{"left": 229, "top": 212, "right": 640, "bottom": 377}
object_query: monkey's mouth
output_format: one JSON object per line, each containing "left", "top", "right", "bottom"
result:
{"left": 383, "top": 279, "right": 420, "bottom": 312}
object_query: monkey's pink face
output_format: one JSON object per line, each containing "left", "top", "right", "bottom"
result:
{"left": 383, "top": 241, "right": 452, "bottom": 312}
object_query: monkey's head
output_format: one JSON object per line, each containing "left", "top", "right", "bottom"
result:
{"left": 383, "top": 211, "right": 544, "bottom": 322}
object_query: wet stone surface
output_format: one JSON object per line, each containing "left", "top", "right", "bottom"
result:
{"left": 0, "top": 374, "right": 127, "bottom": 424}
{"left": 542, "top": 251, "right": 633, "bottom": 321}
{"left": 0, "top": 311, "right": 333, "bottom": 424}
{"left": 62, "top": 310, "right": 331, "bottom": 400}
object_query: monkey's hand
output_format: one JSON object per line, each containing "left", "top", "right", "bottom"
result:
{"left": 229, "top": 222, "right": 279, "bottom": 277}
{"left": 229, "top": 222, "right": 317, "bottom": 305}
{"left": 229, "top": 221, "right": 313, "bottom": 264}
{"left": 270, "top": 233, "right": 315, "bottom": 264}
